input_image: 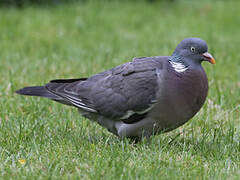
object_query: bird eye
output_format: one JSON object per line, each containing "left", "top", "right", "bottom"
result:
{"left": 190, "top": 47, "right": 195, "bottom": 52}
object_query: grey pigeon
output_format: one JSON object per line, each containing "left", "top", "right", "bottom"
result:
{"left": 16, "top": 38, "right": 216, "bottom": 140}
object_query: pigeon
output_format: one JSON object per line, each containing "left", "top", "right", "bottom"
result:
{"left": 16, "top": 38, "right": 215, "bottom": 140}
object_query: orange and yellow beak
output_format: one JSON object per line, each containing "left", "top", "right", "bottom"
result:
{"left": 202, "top": 52, "right": 216, "bottom": 64}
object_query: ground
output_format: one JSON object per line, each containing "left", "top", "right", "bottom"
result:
{"left": 0, "top": 0, "right": 240, "bottom": 179}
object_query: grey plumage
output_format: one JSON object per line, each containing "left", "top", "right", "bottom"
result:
{"left": 16, "top": 38, "right": 215, "bottom": 140}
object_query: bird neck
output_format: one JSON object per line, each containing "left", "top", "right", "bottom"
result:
{"left": 168, "top": 53, "right": 187, "bottom": 64}
{"left": 168, "top": 53, "right": 189, "bottom": 73}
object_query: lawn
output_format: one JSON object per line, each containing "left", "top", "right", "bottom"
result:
{"left": 0, "top": 0, "right": 240, "bottom": 179}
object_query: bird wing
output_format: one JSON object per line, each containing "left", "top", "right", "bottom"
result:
{"left": 46, "top": 56, "right": 166, "bottom": 123}
{"left": 45, "top": 78, "right": 97, "bottom": 112}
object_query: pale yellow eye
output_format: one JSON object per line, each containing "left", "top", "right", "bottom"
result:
{"left": 191, "top": 47, "right": 195, "bottom": 52}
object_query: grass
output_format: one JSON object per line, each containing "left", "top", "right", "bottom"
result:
{"left": 0, "top": 0, "right": 240, "bottom": 179}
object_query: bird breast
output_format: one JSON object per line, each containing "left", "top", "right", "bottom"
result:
{"left": 150, "top": 67, "right": 208, "bottom": 132}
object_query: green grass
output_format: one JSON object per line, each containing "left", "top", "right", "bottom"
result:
{"left": 0, "top": 1, "right": 240, "bottom": 179}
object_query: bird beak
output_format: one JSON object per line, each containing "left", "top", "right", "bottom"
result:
{"left": 202, "top": 52, "right": 216, "bottom": 64}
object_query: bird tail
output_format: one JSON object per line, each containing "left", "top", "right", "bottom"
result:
{"left": 15, "top": 78, "right": 96, "bottom": 110}
{"left": 15, "top": 86, "right": 59, "bottom": 99}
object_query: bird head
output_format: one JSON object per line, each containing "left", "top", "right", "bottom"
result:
{"left": 172, "top": 38, "right": 216, "bottom": 65}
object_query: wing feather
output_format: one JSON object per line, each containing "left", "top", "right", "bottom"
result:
{"left": 87, "top": 56, "right": 165, "bottom": 123}
{"left": 43, "top": 56, "right": 166, "bottom": 123}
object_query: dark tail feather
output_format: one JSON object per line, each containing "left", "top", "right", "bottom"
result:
{"left": 16, "top": 86, "right": 59, "bottom": 99}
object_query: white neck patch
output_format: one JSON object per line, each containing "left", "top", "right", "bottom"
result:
{"left": 169, "top": 61, "right": 188, "bottom": 73}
